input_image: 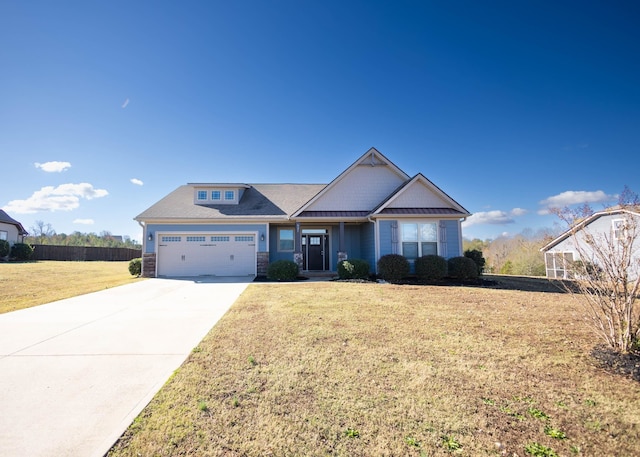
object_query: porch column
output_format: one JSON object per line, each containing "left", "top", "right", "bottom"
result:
{"left": 293, "top": 222, "right": 303, "bottom": 270}
{"left": 337, "top": 221, "right": 347, "bottom": 263}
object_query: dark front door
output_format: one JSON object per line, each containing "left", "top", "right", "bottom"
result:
{"left": 303, "top": 234, "right": 329, "bottom": 270}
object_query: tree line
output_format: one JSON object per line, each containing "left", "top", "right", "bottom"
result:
{"left": 463, "top": 227, "right": 560, "bottom": 276}
{"left": 25, "top": 220, "right": 141, "bottom": 249}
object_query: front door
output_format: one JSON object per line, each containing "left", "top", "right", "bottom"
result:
{"left": 302, "top": 234, "right": 329, "bottom": 270}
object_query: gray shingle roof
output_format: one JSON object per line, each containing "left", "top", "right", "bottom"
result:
{"left": 135, "top": 184, "right": 327, "bottom": 220}
{"left": 0, "top": 210, "right": 27, "bottom": 234}
{"left": 378, "top": 208, "right": 465, "bottom": 215}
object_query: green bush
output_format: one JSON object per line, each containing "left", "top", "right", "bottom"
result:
{"left": 447, "top": 256, "right": 479, "bottom": 280}
{"left": 0, "top": 239, "right": 9, "bottom": 258}
{"left": 10, "top": 243, "right": 33, "bottom": 261}
{"left": 267, "top": 260, "right": 299, "bottom": 281}
{"left": 337, "top": 259, "right": 370, "bottom": 279}
{"left": 377, "top": 254, "right": 410, "bottom": 281}
{"left": 129, "top": 258, "right": 142, "bottom": 276}
{"left": 464, "top": 249, "right": 486, "bottom": 276}
{"left": 415, "top": 255, "right": 448, "bottom": 280}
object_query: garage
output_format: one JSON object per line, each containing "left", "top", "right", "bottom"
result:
{"left": 157, "top": 234, "right": 256, "bottom": 277}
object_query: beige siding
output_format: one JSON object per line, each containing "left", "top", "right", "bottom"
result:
{"left": 306, "top": 165, "right": 405, "bottom": 211}
{"left": 387, "top": 182, "right": 450, "bottom": 208}
{"left": 0, "top": 223, "right": 20, "bottom": 244}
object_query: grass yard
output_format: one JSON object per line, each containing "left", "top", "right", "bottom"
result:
{"left": 108, "top": 282, "right": 640, "bottom": 457}
{"left": 0, "top": 261, "right": 142, "bottom": 313}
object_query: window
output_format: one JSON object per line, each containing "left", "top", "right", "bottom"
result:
{"left": 545, "top": 251, "right": 574, "bottom": 279}
{"left": 0, "top": 231, "right": 7, "bottom": 241}
{"left": 211, "top": 190, "right": 221, "bottom": 200}
{"left": 235, "top": 236, "right": 254, "bottom": 242}
{"left": 224, "top": 190, "right": 235, "bottom": 200}
{"left": 279, "top": 228, "right": 294, "bottom": 251}
{"left": 211, "top": 236, "right": 230, "bottom": 242}
{"left": 161, "top": 236, "right": 181, "bottom": 242}
{"left": 197, "top": 190, "right": 207, "bottom": 200}
{"left": 186, "top": 236, "right": 206, "bottom": 242}
{"left": 401, "top": 223, "right": 437, "bottom": 260}
{"left": 612, "top": 219, "right": 626, "bottom": 241}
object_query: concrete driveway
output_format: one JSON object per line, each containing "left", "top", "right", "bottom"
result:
{"left": 0, "top": 277, "right": 251, "bottom": 457}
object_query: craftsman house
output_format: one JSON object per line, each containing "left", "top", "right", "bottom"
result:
{"left": 135, "top": 148, "right": 470, "bottom": 277}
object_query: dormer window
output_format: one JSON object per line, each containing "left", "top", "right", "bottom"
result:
{"left": 197, "top": 190, "right": 207, "bottom": 201}
{"left": 211, "top": 190, "right": 221, "bottom": 200}
{"left": 225, "top": 190, "right": 235, "bottom": 201}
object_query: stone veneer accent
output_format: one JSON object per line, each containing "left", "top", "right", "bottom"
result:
{"left": 257, "top": 251, "right": 269, "bottom": 276}
{"left": 142, "top": 253, "right": 156, "bottom": 278}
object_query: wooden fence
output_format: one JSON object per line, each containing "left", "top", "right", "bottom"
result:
{"left": 30, "top": 245, "right": 142, "bottom": 262}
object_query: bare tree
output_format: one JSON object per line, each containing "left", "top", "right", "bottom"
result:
{"left": 553, "top": 188, "right": 640, "bottom": 354}
{"left": 29, "top": 220, "right": 55, "bottom": 244}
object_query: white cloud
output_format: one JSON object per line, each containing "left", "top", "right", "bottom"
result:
{"left": 73, "top": 219, "right": 94, "bottom": 225}
{"left": 539, "top": 190, "right": 616, "bottom": 209}
{"left": 2, "top": 183, "right": 109, "bottom": 214}
{"left": 122, "top": 98, "right": 130, "bottom": 108}
{"left": 463, "top": 207, "right": 527, "bottom": 227}
{"left": 463, "top": 210, "right": 515, "bottom": 227}
{"left": 35, "top": 161, "right": 71, "bottom": 172}
{"left": 130, "top": 178, "right": 144, "bottom": 186}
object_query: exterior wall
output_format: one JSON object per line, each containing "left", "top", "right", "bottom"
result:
{"left": 360, "top": 222, "right": 376, "bottom": 271}
{"left": 306, "top": 165, "right": 406, "bottom": 211}
{"left": 442, "top": 219, "right": 462, "bottom": 258}
{"left": 142, "top": 253, "right": 156, "bottom": 278}
{"left": 145, "top": 223, "right": 268, "bottom": 254}
{"left": 268, "top": 225, "right": 295, "bottom": 263}
{"left": 0, "top": 223, "right": 21, "bottom": 245}
{"left": 257, "top": 252, "right": 269, "bottom": 276}
{"left": 378, "top": 220, "right": 395, "bottom": 257}
{"left": 387, "top": 183, "right": 449, "bottom": 208}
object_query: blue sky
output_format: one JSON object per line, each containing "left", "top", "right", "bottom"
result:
{"left": 1, "top": 0, "right": 638, "bottom": 242}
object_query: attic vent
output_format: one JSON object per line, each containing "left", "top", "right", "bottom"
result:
{"left": 368, "top": 151, "right": 387, "bottom": 166}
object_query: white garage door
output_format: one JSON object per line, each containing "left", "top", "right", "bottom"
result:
{"left": 157, "top": 234, "right": 256, "bottom": 277}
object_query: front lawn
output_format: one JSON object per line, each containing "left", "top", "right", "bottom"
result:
{"left": 0, "top": 261, "right": 142, "bottom": 313}
{"left": 108, "top": 282, "right": 640, "bottom": 456}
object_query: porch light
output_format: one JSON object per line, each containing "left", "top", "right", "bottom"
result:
{"left": 260, "top": 233, "right": 265, "bottom": 241}
{"left": 148, "top": 233, "right": 153, "bottom": 241}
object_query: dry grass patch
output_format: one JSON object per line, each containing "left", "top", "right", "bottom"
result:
{"left": 109, "top": 283, "right": 640, "bottom": 456}
{"left": 0, "top": 261, "right": 142, "bottom": 313}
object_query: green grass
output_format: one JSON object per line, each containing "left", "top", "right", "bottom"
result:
{"left": 108, "top": 282, "right": 640, "bottom": 456}
{"left": 0, "top": 261, "right": 143, "bottom": 313}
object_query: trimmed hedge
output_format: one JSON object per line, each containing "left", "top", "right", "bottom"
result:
{"left": 267, "top": 260, "right": 299, "bottom": 281}
{"left": 415, "top": 255, "right": 448, "bottom": 280}
{"left": 464, "top": 249, "right": 486, "bottom": 276}
{"left": 447, "top": 256, "right": 479, "bottom": 280}
{"left": 129, "top": 258, "right": 142, "bottom": 276}
{"left": 337, "top": 259, "right": 370, "bottom": 280}
{"left": 0, "top": 239, "right": 9, "bottom": 258}
{"left": 10, "top": 243, "right": 33, "bottom": 261}
{"left": 377, "top": 254, "right": 410, "bottom": 281}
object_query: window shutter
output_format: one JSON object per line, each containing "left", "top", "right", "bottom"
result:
{"left": 391, "top": 221, "right": 398, "bottom": 254}
{"left": 439, "top": 221, "right": 448, "bottom": 257}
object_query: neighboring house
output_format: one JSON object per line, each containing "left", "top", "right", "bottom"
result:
{"left": 135, "top": 148, "right": 471, "bottom": 277}
{"left": 540, "top": 208, "right": 640, "bottom": 279}
{"left": 0, "top": 209, "right": 28, "bottom": 248}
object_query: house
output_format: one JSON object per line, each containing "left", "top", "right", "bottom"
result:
{"left": 135, "top": 148, "right": 471, "bottom": 278}
{"left": 0, "top": 209, "right": 28, "bottom": 248}
{"left": 540, "top": 208, "right": 640, "bottom": 279}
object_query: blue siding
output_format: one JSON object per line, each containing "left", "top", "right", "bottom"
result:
{"left": 268, "top": 225, "right": 295, "bottom": 263}
{"left": 146, "top": 223, "right": 268, "bottom": 253}
{"left": 360, "top": 222, "right": 376, "bottom": 270}
{"left": 378, "top": 220, "right": 394, "bottom": 257}
{"left": 443, "top": 220, "right": 461, "bottom": 258}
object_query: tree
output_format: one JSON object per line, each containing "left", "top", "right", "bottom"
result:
{"left": 29, "top": 220, "right": 55, "bottom": 244}
{"left": 553, "top": 187, "right": 640, "bottom": 354}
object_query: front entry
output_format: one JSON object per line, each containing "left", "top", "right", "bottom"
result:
{"left": 302, "top": 233, "right": 329, "bottom": 271}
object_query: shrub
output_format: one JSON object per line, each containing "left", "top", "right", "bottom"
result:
{"left": 447, "top": 256, "right": 479, "bottom": 280}
{"left": 128, "top": 258, "right": 142, "bottom": 276}
{"left": 10, "top": 243, "right": 33, "bottom": 261}
{"left": 267, "top": 260, "right": 299, "bottom": 281}
{"left": 415, "top": 255, "right": 447, "bottom": 280}
{"left": 464, "top": 249, "right": 486, "bottom": 276}
{"left": 0, "top": 239, "right": 9, "bottom": 258}
{"left": 377, "top": 254, "right": 410, "bottom": 281}
{"left": 337, "top": 259, "right": 370, "bottom": 279}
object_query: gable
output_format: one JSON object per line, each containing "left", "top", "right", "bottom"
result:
{"left": 386, "top": 180, "right": 451, "bottom": 208}
{"left": 294, "top": 148, "right": 409, "bottom": 214}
